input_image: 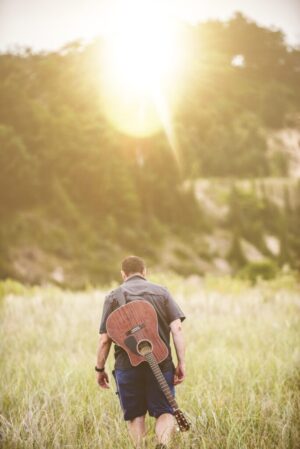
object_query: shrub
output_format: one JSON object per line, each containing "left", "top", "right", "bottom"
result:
{"left": 0, "top": 279, "right": 28, "bottom": 299}
{"left": 238, "top": 259, "right": 278, "bottom": 283}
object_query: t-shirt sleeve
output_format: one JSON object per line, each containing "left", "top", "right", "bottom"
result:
{"left": 163, "top": 288, "right": 186, "bottom": 324}
{"left": 99, "top": 293, "right": 115, "bottom": 334}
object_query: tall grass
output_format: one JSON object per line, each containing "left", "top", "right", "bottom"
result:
{"left": 0, "top": 275, "right": 299, "bottom": 448}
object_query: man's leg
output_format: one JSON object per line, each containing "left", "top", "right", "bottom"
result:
{"left": 114, "top": 367, "right": 147, "bottom": 446}
{"left": 127, "top": 415, "right": 146, "bottom": 448}
{"left": 155, "top": 413, "right": 175, "bottom": 446}
{"left": 146, "top": 367, "right": 176, "bottom": 447}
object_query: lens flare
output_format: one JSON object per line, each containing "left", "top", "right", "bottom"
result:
{"left": 100, "top": 0, "right": 184, "bottom": 141}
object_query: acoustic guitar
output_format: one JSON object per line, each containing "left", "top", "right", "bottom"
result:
{"left": 106, "top": 299, "right": 190, "bottom": 432}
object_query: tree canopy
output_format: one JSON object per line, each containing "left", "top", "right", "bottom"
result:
{"left": 0, "top": 13, "right": 300, "bottom": 284}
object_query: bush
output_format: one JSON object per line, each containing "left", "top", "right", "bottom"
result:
{"left": 0, "top": 279, "right": 28, "bottom": 299}
{"left": 238, "top": 259, "right": 278, "bottom": 283}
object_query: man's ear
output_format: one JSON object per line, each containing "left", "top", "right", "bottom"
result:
{"left": 121, "top": 270, "right": 127, "bottom": 280}
{"left": 142, "top": 268, "right": 147, "bottom": 277}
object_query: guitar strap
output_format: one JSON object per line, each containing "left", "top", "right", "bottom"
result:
{"left": 114, "top": 287, "right": 158, "bottom": 308}
{"left": 114, "top": 288, "right": 127, "bottom": 307}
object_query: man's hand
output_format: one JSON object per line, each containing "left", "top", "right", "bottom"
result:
{"left": 96, "top": 333, "right": 112, "bottom": 390}
{"left": 96, "top": 370, "right": 110, "bottom": 389}
{"left": 170, "top": 319, "right": 186, "bottom": 385}
{"left": 174, "top": 362, "right": 186, "bottom": 385}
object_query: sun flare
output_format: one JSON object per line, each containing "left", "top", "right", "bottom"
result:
{"left": 100, "top": 1, "right": 183, "bottom": 138}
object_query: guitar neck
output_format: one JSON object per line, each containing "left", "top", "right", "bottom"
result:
{"left": 144, "top": 351, "right": 190, "bottom": 432}
{"left": 144, "top": 352, "right": 178, "bottom": 410}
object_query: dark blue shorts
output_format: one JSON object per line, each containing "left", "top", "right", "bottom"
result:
{"left": 114, "top": 364, "right": 175, "bottom": 421}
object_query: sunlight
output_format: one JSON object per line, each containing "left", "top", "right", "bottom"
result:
{"left": 100, "top": 0, "right": 183, "bottom": 138}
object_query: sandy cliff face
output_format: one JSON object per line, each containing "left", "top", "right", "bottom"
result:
{"left": 267, "top": 127, "right": 300, "bottom": 178}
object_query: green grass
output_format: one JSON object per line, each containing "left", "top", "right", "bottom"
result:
{"left": 0, "top": 275, "right": 299, "bottom": 449}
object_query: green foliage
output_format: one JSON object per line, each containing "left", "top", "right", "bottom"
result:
{"left": 238, "top": 259, "right": 279, "bottom": 283}
{"left": 227, "top": 185, "right": 266, "bottom": 246}
{"left": 0, "top": 124, "right": 35, "bottom": 212}
{"left": 0, "top": 14, "right": 300, "bottom": 283}
{"left": 0, "top": 278, "right": 29, "bottom": 299}
{"left": 226, "top": 182, "right": 300, "bottom": 272}
{"left": 260, "top": 82, "right": 291, "bottom": 128}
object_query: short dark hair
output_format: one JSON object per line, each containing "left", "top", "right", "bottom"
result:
{"left": 121, "top": 256, "right": 145, "bottom": 276}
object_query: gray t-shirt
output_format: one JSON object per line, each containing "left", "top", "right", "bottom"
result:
{"left": 99, "top": 275, "right": 186, "bottom": 371}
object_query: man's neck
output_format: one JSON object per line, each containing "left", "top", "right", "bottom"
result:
{"left": 125, "top": 273, "right": 146, "bottom": 281}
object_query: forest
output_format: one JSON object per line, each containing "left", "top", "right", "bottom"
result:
{"left": 1, "top": 13, "right": 300, "bottom": 286}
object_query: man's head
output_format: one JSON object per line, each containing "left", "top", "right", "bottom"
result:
{"left": 121, "top": 255, "right": 146, "bottom": 280}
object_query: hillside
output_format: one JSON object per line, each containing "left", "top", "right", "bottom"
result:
{"left": 1, "top": 176, "right": 299, "bottom": 287}
{"left": 0, "top": 13, "right": 300, "bottom": 286}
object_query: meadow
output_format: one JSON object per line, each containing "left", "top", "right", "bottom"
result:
{"left": 0, "top": 274, "right": 299, "bottom": 449}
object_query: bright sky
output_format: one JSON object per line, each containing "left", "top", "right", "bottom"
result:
{"left": 0, "top": 0, "right": 299, "bottom": 52}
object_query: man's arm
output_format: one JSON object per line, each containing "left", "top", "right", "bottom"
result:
{"left": 170, "top": 318, "right": 186, "bottom": 386}
{"left": 96, "top": 333, "right": 112, "bottom": 389}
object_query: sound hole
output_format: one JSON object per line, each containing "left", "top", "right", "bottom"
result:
{"left": 137, "top": 340, "right": 152, "bottom": 356}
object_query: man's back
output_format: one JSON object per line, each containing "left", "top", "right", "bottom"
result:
{"left": 99, "top": 274, "right": 185, "bottom": 371}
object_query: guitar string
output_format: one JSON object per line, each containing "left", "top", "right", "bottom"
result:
{"left": 145, "top": 353, "right": 189, "bottom": 428}
{"left": 145, "top": 353, "right": 178, "bottom": 408}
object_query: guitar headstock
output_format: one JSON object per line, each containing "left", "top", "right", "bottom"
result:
{"left": 174, "top": 409, "right": 190, "bottom": 432}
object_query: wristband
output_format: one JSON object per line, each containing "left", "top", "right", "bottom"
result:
{"left": 95, "top": 366, "right": 105, "bottom": 372}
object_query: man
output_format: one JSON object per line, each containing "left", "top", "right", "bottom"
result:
{"left": 95, "top": 256, "right": 186, "bottom": 449}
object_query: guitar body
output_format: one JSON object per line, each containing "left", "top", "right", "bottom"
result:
{"left": 106, "top": 300, "right": 168, "bottom": 366}
{"left": 106, "top": 299, "right": 190, "bottom": 432}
